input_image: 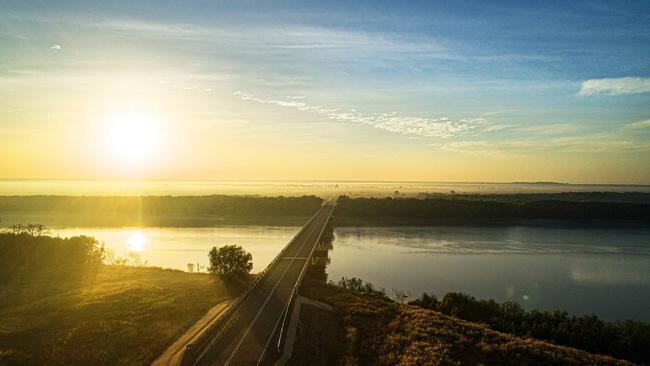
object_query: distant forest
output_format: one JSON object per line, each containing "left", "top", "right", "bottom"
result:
{"left": 335, "top": 194, "right": 650, "bottom": 225}
{"left": 0, "top": 195, "right": 323, "bottom": 227}
{"left": 3, "top": 193, "right": 650, "bottom": 227}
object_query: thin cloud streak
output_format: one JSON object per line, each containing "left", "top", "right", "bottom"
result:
{"left": 234, "top": 92, "right": 485, "bottom": 138}
{"left": 577, "top": 77, "right": 650, "bottom": 96}
{"left": 482, "top": 124, "right": 512, "bottom": 132}
{"left": 33, "top": 16, "right": 458, "bottom": 60}
{"left": 429, "top": 141, "right": 522, "bottom": 159}
{"left": 625, "top": 119, "right": 650, "bottom": 130}
{"left": 431, "top": 136, "right": 650, "bottom": 156}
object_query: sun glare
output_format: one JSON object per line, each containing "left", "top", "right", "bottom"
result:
{"left": 106, "top": 111, "right": 159, "bottom": 161}
{"left": 127, "top": 232, "right": 147, "bottom": 252}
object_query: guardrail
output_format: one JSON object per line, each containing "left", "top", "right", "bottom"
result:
{"left": 180, "top": 201, "right": 329, "bottom": 366}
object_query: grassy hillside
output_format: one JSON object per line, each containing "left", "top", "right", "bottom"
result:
{"left": 0, "top": 266, "right": 232, "bottom": 366}
{"left": 292, "top": 279, "right": 634, "bottom": 366}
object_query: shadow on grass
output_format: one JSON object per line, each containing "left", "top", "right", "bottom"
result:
{"left": 218, "top": 275, "right": 253, "bottom": 297}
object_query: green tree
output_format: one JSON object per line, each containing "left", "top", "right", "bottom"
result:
{"left": 208, "top": 245, "right": 253, "bottom": 281}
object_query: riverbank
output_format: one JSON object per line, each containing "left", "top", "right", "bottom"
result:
{"left": 291, "top": 279, "right": 635, "bottom": 366}
{"left": 0, "top": 212, "right": 312, "bottom": 227}
{"left": 334, "top": 216, "right": 650, "bottom": 228}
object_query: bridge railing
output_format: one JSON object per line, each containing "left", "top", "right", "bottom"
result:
{"left": 180, "top": 201, "right": 328, "bottom": 366}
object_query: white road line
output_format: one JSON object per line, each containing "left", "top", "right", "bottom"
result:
{"left": 256, "top": 303, "right": 287, "bottom": 366}
{"left": 222, "top": 211, "right": 325, "bottom": 366}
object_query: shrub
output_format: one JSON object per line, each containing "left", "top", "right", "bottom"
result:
{"left": 207, "top": 245, "right": 253, "bottom": 281}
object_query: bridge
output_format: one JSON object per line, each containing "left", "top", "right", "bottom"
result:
{"left": 179, "top": 198, "right": 336, "bottom": 366}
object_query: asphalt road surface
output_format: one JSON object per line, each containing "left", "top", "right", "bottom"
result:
{"left": 194, "top": 200, "right": 335, "bottom": 366}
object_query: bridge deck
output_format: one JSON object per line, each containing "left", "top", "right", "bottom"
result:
{"left": 193, "top": 201, "right": 335, "bottom": 366}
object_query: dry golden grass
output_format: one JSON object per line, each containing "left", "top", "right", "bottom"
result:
{"left": 297, "top": 280, "right": 634, "bottom": 366}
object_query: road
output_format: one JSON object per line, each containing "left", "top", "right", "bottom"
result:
{"left": 186, "top": 199, "right": 335, "bottom": 366}
{"left": 152, "top": 301, "right": 231, "bottom": 366}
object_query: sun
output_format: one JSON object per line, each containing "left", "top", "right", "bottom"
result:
{"left": 106, "top": 111, "right": 159, "bottom": 161}
{"left": 127, "top": 232, "right": 147, "bottom": 252}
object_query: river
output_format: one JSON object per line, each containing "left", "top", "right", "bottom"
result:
{"left": 52, "top": 224, "right": 650, "bottom": 321}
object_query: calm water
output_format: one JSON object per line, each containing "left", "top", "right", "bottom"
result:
{"left": 328, "top": 226, "right": 650, "bottom": 321}
{"left": 52, "top": 225, "right": 650, "bottom": 321}
{"left": 53, "top": 226, "right": 300, "bottom": 272}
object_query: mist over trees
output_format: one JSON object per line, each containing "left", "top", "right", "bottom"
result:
{"left": 418, "top": 192, "right": 650, "bottom": 204}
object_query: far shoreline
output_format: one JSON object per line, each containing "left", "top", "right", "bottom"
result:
{"left": 334, "top": 217, "right": 650, "bottom": 229}
{"left": 3, "top": 214, "right": 648, "bottom": 230}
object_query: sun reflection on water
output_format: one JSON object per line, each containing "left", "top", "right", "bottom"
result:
{"left": 127, "top": 232, "right": 147, "bottom": 252}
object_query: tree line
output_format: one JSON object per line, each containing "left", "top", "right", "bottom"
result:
{"left": 0, "top": 195, "right": 323, "bottom": 226}
{"left": 0, "top": 230, "right": 105, "bottom": 283}
{"left": 335, "top": 196, "right": 650, "bottom": 222}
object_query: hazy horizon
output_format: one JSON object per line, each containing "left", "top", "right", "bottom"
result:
{"left": 2, "top": 178, "right": 650, "bottom": 197}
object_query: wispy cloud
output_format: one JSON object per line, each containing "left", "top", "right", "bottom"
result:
{"left": 624, "top": 119, "right": 650, "bottom": 130}
{"left": 50, "top": 44, "right": 62, "bottom": 50}
{"left": 429, "top": 141, "right": 522, "bottom": 159}
{"left": 430, "top": 132, "right": 650, "bottom": 156}
{"left": 234, "top": 92, "right": 485, "bottom": 138}
{"left": 577, "top": 77, "right": 650, "bottom": 96}
{"left": 546, "top": 135, "right": 650, "bottom": 153}
{"left": 514, "top": 123, "right": 578, "bottom": 135}
{"left": 55, "top": 17, "right": 457, "bottom": 60}
{"left": 482, "top": 124, "right": 512, "bottom": 132}
{"left": 430, "top": 141, "right": 489, "bottom": 152}
{"left": 91, "top": 19, "right": 223, "bottom": 41}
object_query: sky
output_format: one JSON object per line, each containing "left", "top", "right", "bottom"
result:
{"left": 1, "top": 0, "right": 650, "bottom": 183}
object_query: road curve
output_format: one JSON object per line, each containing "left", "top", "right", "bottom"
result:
{"left": 187, "top": 199, "right": 335, "bottom": 366}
